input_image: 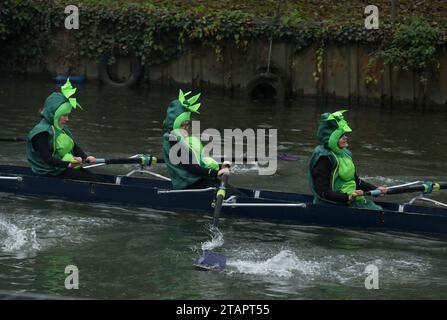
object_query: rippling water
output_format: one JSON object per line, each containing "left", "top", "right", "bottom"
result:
{"left": 0, "top": 77, "right": 446, "bottom": 299}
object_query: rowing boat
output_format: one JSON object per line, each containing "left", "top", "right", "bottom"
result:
{"left": 1, "top": 165, "right": 447, "bottom": 236}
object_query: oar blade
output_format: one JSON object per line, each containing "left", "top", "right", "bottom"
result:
{"left": 194, "top": 250, "right": 227, "bottom": 271}
{"left": 194, "top": 168, "right": 230, "bottom": 270}
{"left": 277, "top": 153, "right": 300, "bottom": 161}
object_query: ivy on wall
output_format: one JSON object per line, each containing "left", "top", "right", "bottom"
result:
{"left": 0, "top": 0, "right": 445, "bottom": 84}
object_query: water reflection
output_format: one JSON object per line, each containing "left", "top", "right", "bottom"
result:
{"left": 0, "top": 78, "right": 446, "bottom": 299}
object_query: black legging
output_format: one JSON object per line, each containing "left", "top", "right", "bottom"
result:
{"left": 51, "top": 168, "right": 102, "bottom": 182}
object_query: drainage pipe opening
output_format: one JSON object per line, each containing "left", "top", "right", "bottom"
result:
{"left": 250, "top": 82, "right": 278, "bottom": 101}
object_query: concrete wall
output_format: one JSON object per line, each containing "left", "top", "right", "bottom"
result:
{"left": 33, "top": 33, "right": 447, "bottom": 108}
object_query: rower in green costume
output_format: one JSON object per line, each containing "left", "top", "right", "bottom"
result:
{"left": 26, "top": 80, "right": 98, "bottom": 181}
{"left": 162, "top": 89, "right": 226, "bottom": 190}
{"left": 308, "top": 110, "right": 387, "bottom": 210}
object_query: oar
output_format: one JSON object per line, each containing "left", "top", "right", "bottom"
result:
{"left": 278, "top": 153, "right": 300, "bottom": 161}
{"left": 366, "top": 182, "right": 447, "bottom": 196}
{"left": 212, "top": 170, "right": 230, "bottom": 227}
{"left": 84, "top": 155, "right": 173, "bottom": 181}
{"left": 0, "top": 137, "right": 26, "bottom": 142}
{"left": 222, "top": 153, "right": 300, "bottom": 162}
{"left": 194, "top": 165, "right": 231, "bottom": 271}
{"left": 92, "top": 155, "right": 162, "bottom": 166}
{"left": 82, "top": 154, "right": 162, "bottom": 169}
{"left": 86, "top": 153, "right": 299, "bottom": 169}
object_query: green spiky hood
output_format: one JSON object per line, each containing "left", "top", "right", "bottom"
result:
{"left": 163, "top": 89, "right": 201, "bottom": 133}
{"left": 316, "top": 110, "right": 352, "bottom": 154}
{"left": 41, "top": 79, "right": 82, "bottom": 131}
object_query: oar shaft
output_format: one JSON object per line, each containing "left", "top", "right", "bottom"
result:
{"left": 86, "top": 152, "right": 298, "bottom": 168}
{"left": 90, "top": 155, "right": 275, "bottom": 167}
{"left": 212, "top": 172, "right": 230, "bottom": 227}
{"left": 90, "top": 155, "right": 164, "bottom": 166}
{"left": 0, "top": 137, "right": 26, "bottom": 142}
{"left": 366, "top": 182, "right": 447, "bottom": 196}
{"left": 217, "top": 154, "right": 299, "bottom": 162}
{"left": 389, "top": 182, "right": 447, "bottom": 195}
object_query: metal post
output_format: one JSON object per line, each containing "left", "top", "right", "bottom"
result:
{"left": 266, "top": 36, "right": 273, "bottom": 74}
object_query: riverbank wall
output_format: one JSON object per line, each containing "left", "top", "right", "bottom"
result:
{"left": 1, "top": 1, "right": 446, "bottom": 109}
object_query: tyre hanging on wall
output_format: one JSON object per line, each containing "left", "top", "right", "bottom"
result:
{"left": 98, "top": 47, "right": 142, "bottom": 88}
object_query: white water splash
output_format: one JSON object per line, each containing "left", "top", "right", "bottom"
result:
{"left": 0, "top": 217, "right": 41, "bottom": 252}
{"left": 225, "top": 247, "right": 432, "bottom": 286}
{"left": 227, "top": 250, "right": 321, "bottom": 278}
{"left": 201, "top": 225, "right": 224, "bottom": 251}
{"left": 0, "top": 206, "right": 120, "bottom": 255}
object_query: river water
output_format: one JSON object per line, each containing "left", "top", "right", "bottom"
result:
{"left": 0, "top": 77, "right": 446, "bottom": 299}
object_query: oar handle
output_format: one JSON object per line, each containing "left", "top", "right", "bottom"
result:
{"left": 87, "top": 155, "right": 164, "bottom": 166}
{"left": 365, "top": 189, "right": 382, "bottom": 197}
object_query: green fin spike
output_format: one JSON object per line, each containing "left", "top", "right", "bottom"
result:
{"left": 179, "top": 89, "right": 185, "bottom": 104}
{"left": 187, "top": 93, "right": 201, "bottom": 106}
{"left": 325, "top": 109, "right": 348, "bottom": 121}
{"left": 189, "top": 103, "right": 201, "bottom": 113}
{"left": 178, "top": 89, "right": 202, "bottom": 114}
{"left": 325, "top": 109, "right": 351, "bottom": 132}
{"left": 61, "top": 79, "right": 82, "bottom": 110}
{"left": 61, "top": 79, "right": 77, "bottom": 99}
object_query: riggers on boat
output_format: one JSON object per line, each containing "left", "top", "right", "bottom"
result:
{"left": 1, "top": 165, "right": 447, "bottom": 236}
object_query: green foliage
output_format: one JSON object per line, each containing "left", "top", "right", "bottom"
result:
{"left": 367, "top": 19, "right": 443, "bottom": 84}
{"left": 380, "top": 19, "right": 441, "bottom": 71}
{"left": 281, "top": 9, "right": 305, "bottom": 26}
{"left": 0, "top": 0, "right": 65, "bottom": 71}
{"left": 0, "top": 1, "right": 445, "bottom": 83}
{"left": 313, "top": 44, "right": 324, "bottom": 83}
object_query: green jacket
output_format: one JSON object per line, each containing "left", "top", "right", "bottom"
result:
{"left": 308, "top": 111, "right": 365, "bottom": 205}
{"left": 26, "top": 93, "right": 74, "bottom": 176}
{"left": 162, "top": 90, "right": 219, "bottom": 189}
{"left": 162, "top": 99, "right": 204, "bottom": 189}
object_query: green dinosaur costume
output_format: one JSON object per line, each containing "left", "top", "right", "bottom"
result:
{"left": 26, "top": 79, "right": 82, "bottom": 175}
{"left": 162, "top": 89, "right": 219, "bottom": 189}
{"left": 308, "top": 110, "right": 382, "bottom": 210}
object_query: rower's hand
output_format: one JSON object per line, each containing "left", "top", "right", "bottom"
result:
{"left": 68, "top": 157, "right": 83, "bottom": 168}
{"left": 377, "top": 186, "right": 388, "bottom": 195}
{"left": 218, "top": 167, "right": 230, "bottom": 177}
{"left": 85, "top": 156, "right": 96, "bottom": 164}
{"left": 222, "top": 160, "right": 232, "bottom": 168}
{"left": 349, "top": 190, "right": 364, "bottom": 201}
